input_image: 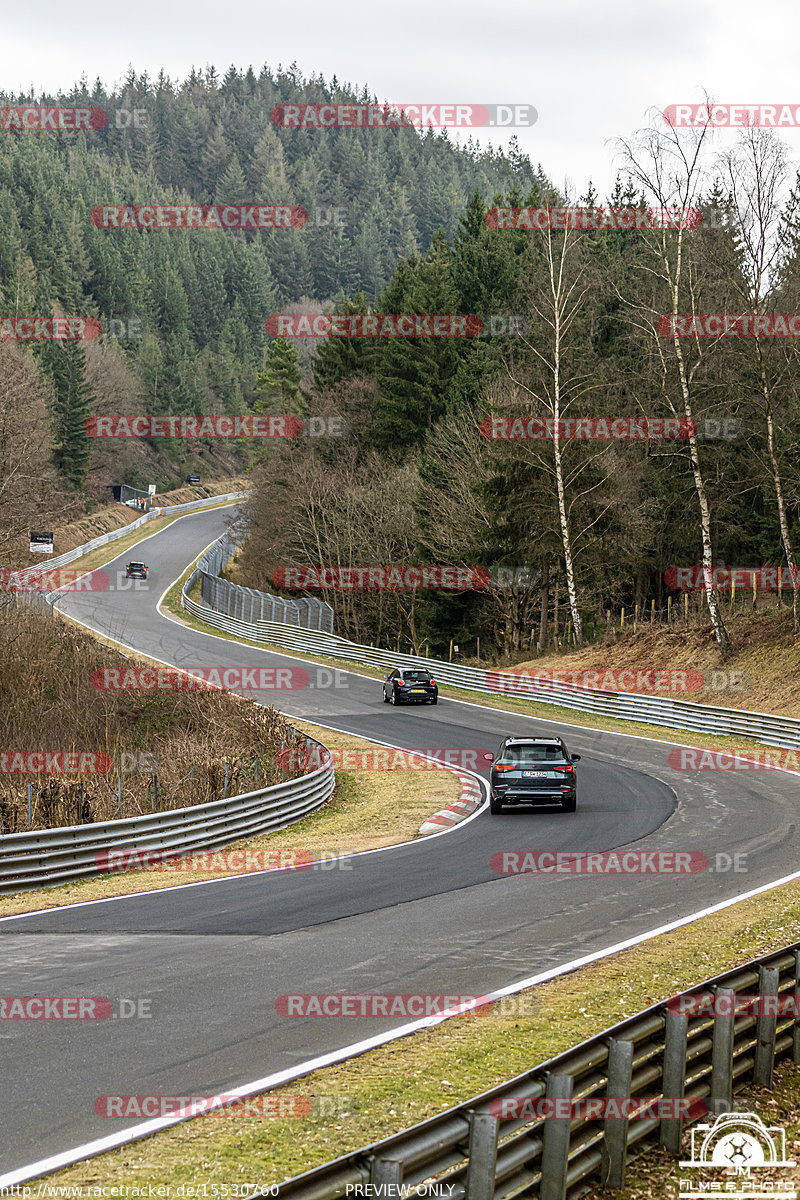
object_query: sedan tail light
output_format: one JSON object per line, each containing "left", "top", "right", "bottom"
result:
{"left": 553, "top": 764, "right": 574, "bottom": 772}
{"left": 494, "top": 764, "right": 516, "bottom": 772}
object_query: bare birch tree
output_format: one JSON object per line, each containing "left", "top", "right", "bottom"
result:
{"left": 719, "top": 127, "right": 800, "bottom": 633}
{"left": 615, "top": 115, "right": 731, "bottom": 653}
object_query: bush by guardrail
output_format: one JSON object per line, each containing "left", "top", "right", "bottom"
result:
{"left": 0, "top": 733, "right": 334, "bottom": 895}
{"left": 275, "top": 941, "right": 800, "bottom": 1199}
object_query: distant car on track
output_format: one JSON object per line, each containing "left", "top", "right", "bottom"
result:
{"left": 489, "top": 734, "right": 580, "bottom": 813}
{"left": 125, "top": 561, "right": 149, "bottom": 579}
{"left": 383, "top": 668, "right": 438, "bottom": 705}
{"left": 185, "top": 474, "right": 201, "bottom": 484}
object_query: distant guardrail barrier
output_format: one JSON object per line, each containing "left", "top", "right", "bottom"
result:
{"left": 0, "top": 734, "right": 334, "bottom": 895}
{"left": 275, "top": 941, "right": 800, "bottom": 1199}
{"left": 185, "top": 534, "right": 334, "bottom": 632}
{"left": 182, "top": 543, "right": 800, "bottom": 750}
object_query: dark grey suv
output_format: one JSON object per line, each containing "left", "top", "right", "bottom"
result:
{"left": 489, "top": 735, "right": 580, "bottom": 813}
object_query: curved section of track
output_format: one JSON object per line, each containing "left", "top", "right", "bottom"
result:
{"left": 2, "top": 507, "right": 797, "bottom": 1177}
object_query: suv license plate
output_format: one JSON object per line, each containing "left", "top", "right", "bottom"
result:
{"left": 522, "top": 770, "right": 547, "bottom": 777}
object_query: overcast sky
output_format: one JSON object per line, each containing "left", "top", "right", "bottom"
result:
{"left": 3, "top": 0, "right": 800, "bottom": 194}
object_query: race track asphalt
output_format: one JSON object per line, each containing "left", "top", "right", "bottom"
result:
{"left": 2, "top": 507, "right": 797, "bottom": 1177}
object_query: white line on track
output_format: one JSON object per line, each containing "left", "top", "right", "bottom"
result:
{"left": 5, "top": 514, "right": 799, "bottom": 1183}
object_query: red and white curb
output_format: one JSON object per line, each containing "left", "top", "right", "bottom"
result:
{"left": 418, "top": 772, "right": 485, "bottom": 835}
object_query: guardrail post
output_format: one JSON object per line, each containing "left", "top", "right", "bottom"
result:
{"left": 370, "top": 1156, "right": 402, "bottom": 1196}
{"left": 794, "top": 951, "right": 800, "bottom": 1064}
{"left": 540, "top": 1073, "right": 573, "bottom": 1200}
{"left": 465, "top": 1110, "right": 498, "bottom": 1200}
{"left": 711, "top": 987, "right": 735, "bottom": 1113}
{"left": 602, "top": 1039, "right": 633, "bottom": 1187}
{"left": 754, "top": 966, "right": 779, "bottom": 1087}
{"left": 660, "top": 1009, "right": 688, "bottom": 1152}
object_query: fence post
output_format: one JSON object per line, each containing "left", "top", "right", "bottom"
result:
{"left": 189, "top": 764, "right": 194, "bottom": 800}
{"left": 601, "top": 1038, "right": 634, "bottom": 1187}
{"left": 117, "top": 775, "right": 122, "bottom": 817}
{"left": 465, "top": 1110, "right": 498, "bottom": 1200}
{"left": 710, "top": 986, "right": 735, "bottom": 1113}
{"left": 754, "top": 966, "right": 779, "bottom": 1087}
{"left": 540, "top": 1073, "right": 573, "bottom": 1200}
{"left": 223, "top": 762, "right": 229, "bottom": 798}
{"left": 153, "top": 774, "right": 158, "bottom": 813}
{"left": 27, "top": 782, "right": 32, "bottom": 830}
{"left": 660, "top": 1008, "right": 688, "bottom": 1152}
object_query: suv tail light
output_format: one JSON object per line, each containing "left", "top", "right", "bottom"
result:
{"left": 494, "top": 763, "right": 515, "bottom": 772}
{"left": 553, "top": 764, "right": 574, "bottom": 772}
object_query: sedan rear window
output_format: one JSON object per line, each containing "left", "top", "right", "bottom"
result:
{"left": 503, "top": 744, "right": 563, "bottom": 763}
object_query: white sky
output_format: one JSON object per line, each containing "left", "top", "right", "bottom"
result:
{"left": 2, "top": 0, "right": 800, "bottom": 195}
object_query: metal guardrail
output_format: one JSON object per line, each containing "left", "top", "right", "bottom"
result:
{"left": 0, "top": 736, "right": 334, "bottom": 895}
{"left": 181, "top": 545, "right": 800, "bottom": 749}
{"left": 186, "top": 535, "right": 334, "bottom": 632}
{"left": 276, "top": 942, "right": 800, "bottom": 1199}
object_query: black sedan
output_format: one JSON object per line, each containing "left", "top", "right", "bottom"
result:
{"left": 383, "top": 668, "right": 438, "bottom": 705}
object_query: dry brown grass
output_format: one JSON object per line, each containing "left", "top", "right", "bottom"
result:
{"left": 0, "top": 602, "right": 297, "bottom": 832}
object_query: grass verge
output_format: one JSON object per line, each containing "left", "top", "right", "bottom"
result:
{"left": 36, "top": 866, "right": 800, "bottom": 1191}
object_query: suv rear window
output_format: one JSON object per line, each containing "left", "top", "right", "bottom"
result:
{"left": 503, "top": 744, "right": 563, "bottom": 763}
{"left": 128, "top": 562, "right": 145, "bottom": 568}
